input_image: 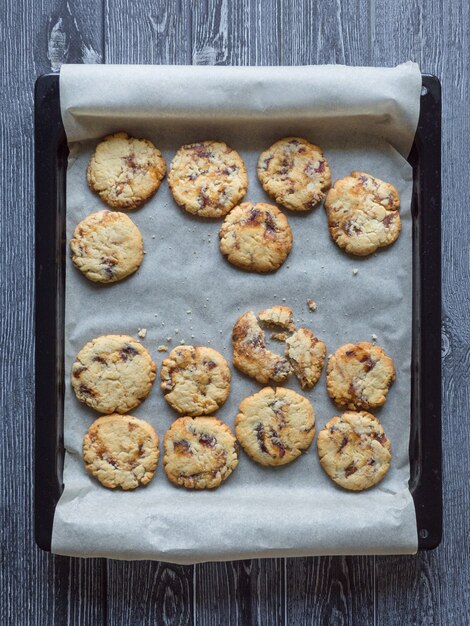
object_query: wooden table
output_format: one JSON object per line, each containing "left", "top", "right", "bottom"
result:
{"left": 2, "top": 1, "right": 468, "bottom": 624}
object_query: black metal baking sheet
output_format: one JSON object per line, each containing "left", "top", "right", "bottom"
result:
{"left": 34, "top": 73, "right": 442, "bottom": 553}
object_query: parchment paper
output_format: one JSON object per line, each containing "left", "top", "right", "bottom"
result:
{"left": 52, "top": 63, "right": 421, "bottom": 562}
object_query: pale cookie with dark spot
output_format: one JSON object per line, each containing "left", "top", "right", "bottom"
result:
{"left": 70, "top": 210, "right": 143, "bottom": 283}
{"left": 326, "top": 342, "right": 395, "bottom": 410}
{"left": 285, "top": 328, "right": 326, "bottom": 390}
{"left": 258, "top": 305, "right": 295, "bottom": 332}
{"left": 163, "top": 416, "right": 238, "bottom": 489}
{"left": 72, "top": 335, "right": 156, "bottom": 414}
{"left": 257, "top": 137, "right": 331, "bottom": 211}
{"left": 324, "top": 171, "right": 401, "bottom": 256}
{"left": 232, "top": 311, "right": 292, "bottom": 384}
{"left": 219, "top": 202, "right": 292, "bottom": 272}
{"left": 168, "top": 141, "right": 248, "bottom": 218}
{"left": 235, "top": 387, "right": 315, "bottom": 467}
{"left": 317, "top": 411, "right": 391, "bottom": 491}
{"left": 87, "top": 132, "right": 166, "bottom": 210}
{"left": 83, "top": 414, "right": 159, "bottom": 490}
{"left": 160, "top": 345, "right": 231, "bottom": 416}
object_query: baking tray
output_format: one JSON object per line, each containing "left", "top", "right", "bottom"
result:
{"left": 34, "top": 73, "right": 442, "bottom": 553}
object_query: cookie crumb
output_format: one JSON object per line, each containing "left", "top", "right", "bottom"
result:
{"left": 307, "top": 298, "right": 317, "bottom": 312}
{"left": 282, "top": 298, "right": 286, "bottom": 302}
{"left": 166, "top": 337, "right": 172, "bottom": 342}
{"left": 371, "top": 333, "right": 378, "bottom": 342}
{"left": 186, "top": 310, "right": 192, "bottom": 314}
{"left": 157, "top": 345, "right": 168, "bottom": 352}
{"left": 175, "top": 329, "right": 179, "bottom": 334}
{"left": 271, "top": 332, "right": 288, "bottom": 341}
{"left": 180, "top": 339, "right": 185, "bottom": 344}
{"left": 137, "top": 328, "right": 147, "bottom": 338}
{"left": 352, "top": 268, "right": 359, "bottom": 275}
{"left": 152, "top": 235, "right": 155, "bottom": 239}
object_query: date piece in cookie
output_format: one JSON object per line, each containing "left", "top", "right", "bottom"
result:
{"left": 160, "top": 345, "right": 231, "bottom": 416}
{"left": 285, "top": 328, "right": 326, "bottom": 390}
{"left": 258, "top": 305, "right": 295, "bottom": 332}
{"left": 87, "top": 132, "right": 166, "bottom": 210}
{"left": 324, "top": 171, "right": 401, "bottom": 256}
{"left": 72, "top": 335, "right": 156, "bottom": 414}
{"left": 326, "top": 342, "right": 395, "bottom": 410}
{"left": 70, "top": 210, "right": 143, "bottom": 283}
{"left": 163, "top": 416, "right": 239, "bottom": 489}
{"left": 317, "top": 411, "right": 391, "bottom": 491}
{"left": 232, "top": 311, "right": 292, "bottom": 384}
{"left": 168, "top": 141, "right": 248, "bottom": 218}
{"left": 257, "top": 137, "right": 331, "bottom": 211}
{"left": 83, "top": 414, "right": 159, "bottom": 490}
{"left": 235, "top": 387, "right": 315, "bottom": 467}
{"left": 219, "top": 202, "right": 293, "bottom": 272}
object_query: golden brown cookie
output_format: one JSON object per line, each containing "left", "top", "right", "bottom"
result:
{"left": 324, "top": 171, "right": 401, "bottom": 256}
{"left": 257, "top": 137, "right": 331, "bottom": 211}
{"left": 70, "top": 210, "right": 143, "bottom": 283}
{"left": 317, "top": 411, "right": 391, "bottom": 491}
{"left": 160, "top": 345, "right": 231, "bottom": 416}
{"left": 258, "top": 305, "right": 295, "bottom": 331}
{"left": 163, "top": 416, "right": 239, "bottom": 489}
{"left": 168, "top": 141, "right": 248, "bottom": 217}
{"left": 235, "top": 387, "right": 315, "bottom": 466}
{"left": 71, "top": 335, "right": 156, "bottom": 414}
{"left": 83, "top": 414, "right": 159, "bottom": 490}
{"left": 86, "top": 132, "right": 166, "bottom": 210}
{"left": 326, "top": 342, "right": 396, "bottom": 410}
{"left": 285, "top": 327, "right": 326, "bottom": 390}
{"left": 219, "top": 202, "right": 293, "bottom": 272}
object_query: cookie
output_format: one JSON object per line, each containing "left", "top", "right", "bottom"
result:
{"left": 326, "top": 342, "right": 395, "bottom": 410}
{"left": 71, "top": 335, "right": 156, "bottom": 414}
{"left": 70, "top": 210, "right": 143, "bottom": 283}
{"left": 86, "top": 132, "right": 166, "bottom": 210}
{"left": 235, "top": 387, "right": 315, "bottom": 467}
{"left": 160, "top": 345, "right": 231, "bottom": 416}
{"left": 163, "top": 416, "right": 239, "bottom": 489}
{"left": 258, "top": 305, "right": 295, "bottom": 331}
{"left": 218, "top": 202, "right": 293, "bottom": 272}
{"left": 232, "top": 311, "right": 292, "bottom": 384}
{"left": 168, "top": 141, "right": 248, "bottom": 218}
{"left": 317, "top": 411, "right": 391, "bottom": 491}
{"left": 285, "top": 328, "right": 326, "bottom": 390}
{"left": 83, "top": 414, "right": 159, "bottom": 490}
{"left": 257, "top": 137, "right": 331, "bottom": 211}
{"left": 324, "top": 172, "right": 401, "bottom": 256}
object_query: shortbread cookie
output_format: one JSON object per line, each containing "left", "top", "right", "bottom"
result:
{"left": 257, "top": 137, "right": 331, "bottom": 211}
{"left": 232, "top": 311, "right": 292, "bottom": 384}
{"left": 286, "top": 328, "right": 326, "bottom": 390}
{"left": 168, "top": 141, "right": 248, "bottom": 218}
{"left": 324, "top": 172, "right": 401, "bottom": 256}
{"left": 87, "top": 132, "right": 166, "bottom": 210}
{"left": 71, "top": 335, "right": 156, "bottom": 414}
{"left": 83, "top": 414, "right": 159, "bottom": 490}
{"left": 326, "top": 342, "right": 395, "bottom": 410}
{"left": 317, "top": 411, "right": 391, "bottom": 491}
{"left": 163, "top": 416, "right": 238, "bottom": 489}
{"left": 70, "top": 210, "right": 143, "bottom": 283}
{"left": 219, "top": 202, "right": 293, "bottom": 272}
{"left": 258, "top": 305, "right": 295, "bottom": 331}
{"left": 160, "top": 345, "right": 231, "bottom": 416}
{"left": 235, "top": 387, "right": 315, "bottom": 466}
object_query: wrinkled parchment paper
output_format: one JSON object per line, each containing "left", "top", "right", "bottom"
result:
{"left": 52, "top": 63, "right": 421, "bottom": 562}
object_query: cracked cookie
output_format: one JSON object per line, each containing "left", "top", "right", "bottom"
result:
{"left": 235, "top": 387, "right": 315, "bottom": 467}
{"left": 168, "top": 141, "right": 248, "bottom": 217}
{"left": 326, "top": 342, "right": 395, "bottom": 410}
{"left": 257, "top": 137, "right": 331, "bottom": 211}
{"left": 83, "top": 414, "right": 159, "bottom": 490}
{"left": 72, "top": 335, "right": 156, "bottom": 414}
{"left": 219, "top": 202, "right": 293, "bottom": 272}
{"left": 70, "top": 210, "right": 143, "bottom": 283}
{"left": 87, "top": 132, "right": 166, "bottom": 210}
{"left": 160, "top": 345, "right": 231, "bottom": 416}
{"left": 163, "top": 416, "right": 239, "bottom": 489}
{"left": 232, "top": 311, "right": 292, "bottom": 384}
{"left": 285, "top": 328, "right": 326, "bottom": 390}
{"left": 317, "top": 411, "right": 391, "bottom": 491}
{"left": 258, "top": 305, "right": 295, "bottom": 331}
{"left": 324, "top": 171, "right": 401, "bottom": 256}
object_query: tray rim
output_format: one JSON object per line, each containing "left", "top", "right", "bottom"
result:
{"left": 34, "top": 72, "right": 442, "bottom": 553}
